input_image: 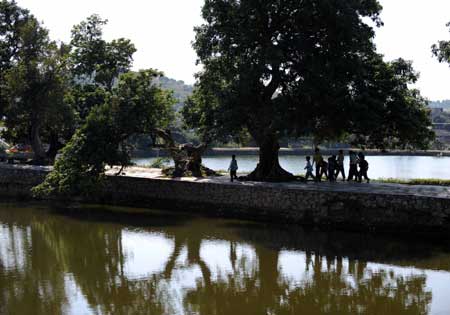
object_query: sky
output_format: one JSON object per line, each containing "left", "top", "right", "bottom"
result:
{"left": 14, "top": 0, "right": 450, "bottom": 101}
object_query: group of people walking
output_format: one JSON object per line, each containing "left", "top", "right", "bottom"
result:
{"left": 227, "top": 149, "right": 370, "bottom": 183}
{"left": 304, "top": 148, "right": 370, "bottom": 183}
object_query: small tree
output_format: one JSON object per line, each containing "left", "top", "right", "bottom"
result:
{"left": 185, "top": 0, "right": 433, "bottom": 181}
{"left": 34, "top": 70, "right": 175, "bottom": 196}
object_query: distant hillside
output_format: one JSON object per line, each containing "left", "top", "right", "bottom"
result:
{"left": 429, "top": 100, "right": 450, "bottom": 109}
{"left": 154, "top": 77, "right": 194, "bottom": 112}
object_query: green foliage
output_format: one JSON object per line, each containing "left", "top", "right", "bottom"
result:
{"left": 183, "top": 87, "right": 221, "bottom": 143}
{"left": 378, "top": 178, "right": 450, "bottom": 186}
{"left": 70, "top": 14, "right": 136, "bottom": 90}
{"left": 0, "top": 1, "right": 29, "bottom": 68}
{"left": 432, "top": 22, "right": 450, "bottom": 65}
{"left": 0, "top": 0, "right": 31, "bottom": 114}
{"left": 348, "top": 58, "right": 434, "bottom": 149}
{"left": 67, "top": 14, "right": 139, "bottom": 132}
{"left": 185, "top": 0, "right": 433, "bottom": 179}
{"left": 68, "top": 83, "right": 109, "bottom": 121}
{"left": 1, "top": 5, "right": 145, "bottom": 164}
{"left": 0, "top": 6, "right": 76, "bottom": 161}
{"left": 189, "top": 0, "right": 382, "bottom": 138}
{"left": 33, "top": 70, "right": 175, "bottom": 196}
{"left": 149, "top": 157, "right": 171, "bottom": 169}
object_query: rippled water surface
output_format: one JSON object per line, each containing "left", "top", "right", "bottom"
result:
{"left": 1, "top": 204, "right": 450, "bottom": 315}
{"left": 134, "top": 155, "right": 450, "bottom": 180}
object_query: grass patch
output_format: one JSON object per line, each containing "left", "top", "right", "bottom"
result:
{"left": 378, "top": 178, "right": 450, "bottom": 186}
{"left": 148, "top": 157, "right": 171, "bottom": 169}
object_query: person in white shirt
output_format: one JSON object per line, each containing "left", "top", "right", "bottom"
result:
{"left": 304, "top": 156, "right": 315, "bottom": 181}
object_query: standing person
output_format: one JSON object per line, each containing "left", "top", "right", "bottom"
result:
{"left": 313, "top": 148, "right": 323, "bottom": 182}
{"left": 347, "top": 151, "right": 359, "bottom": 181}
{"left": 328, "top": 155, "right": 337, "bottom": 182}
{"left": 228, "top": 155, "right": 238, "bottom": 182}
{"left": 335, "top": 150, "right": 346, "bottom": 181}
{"left": 358, "top": 152, "right": 370, "bottom": 183}
{"left": 304, "top": 156, "right": 315, "bottom": 181}
{"left": 320, "top": 159, "right": 329, "bottom": 180}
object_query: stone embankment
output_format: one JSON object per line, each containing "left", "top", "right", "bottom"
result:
{"left": 0, "top": 164, "right": 449, "bottom": 234}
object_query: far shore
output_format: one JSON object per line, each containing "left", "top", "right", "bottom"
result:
{"left": 132, "top": 147, "right": 450, "bottom": 158}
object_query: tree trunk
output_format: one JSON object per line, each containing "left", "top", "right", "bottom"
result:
{"left": 46, "top": 132, "right": 63, "bottom": 163}
{"left": 152, "top": 129, "right": 217, "bottom": 178}
{"left": 246, "top": 133, "right": 294, "bottom": 182}
{"left": 30, "top": 119, "right": 47, "bottom": 165}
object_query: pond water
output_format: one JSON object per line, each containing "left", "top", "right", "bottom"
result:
{"left": 134, "top": 155, "right": 450, "bottom": 180}
{"left": 1, "top": 204, "right": 450, "bottom": 315}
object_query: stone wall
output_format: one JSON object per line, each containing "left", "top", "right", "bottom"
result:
{"left": 0, "top": 165, "right": 449, "bottom": 234}
{"left": 0, "top": 165, "right": 49, "bottom": 198}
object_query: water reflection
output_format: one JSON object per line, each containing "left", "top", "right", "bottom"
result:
{"left": 0, "top": 204, "right": 449, "bottom": 314}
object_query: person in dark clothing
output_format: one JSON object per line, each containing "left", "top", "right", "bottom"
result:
{"left": 328, "top": 156, "right": 337, "bottom": 182}
{"left": 313, "top": 148, "right": 323, "bottom": 182}
{"left": 347, "top": 151, "right": 359, "bottom": 181}
{"left": 358, "top": 152, "right": 370, "bottom": 183}
{"left": 228, "top": 155, "right": 238, "bottom": 182}
{"left": 335, "top": 150, "right": 346, "bottom": 181}
{"left": 319, "top": 159, "right": 328, "bottom": 181}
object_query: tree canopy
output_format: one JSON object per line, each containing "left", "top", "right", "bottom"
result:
{"left": 34, "top": 70, "right": 175, "bottom": 196}
{"left": 0, "top": 2, "right": 75, "bottom": 163}
{"left": 70, "top": 14, "right": 136, "bottom": 90}
{"left": 0, "top": 4, "right": 142, "bottom": 163}
{"left": 184, "top": 0, "right": 433, "bottom": 181}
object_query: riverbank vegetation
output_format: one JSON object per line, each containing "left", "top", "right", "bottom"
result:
{"left": 378, "top": 178, "right": 450, "bottom": 187}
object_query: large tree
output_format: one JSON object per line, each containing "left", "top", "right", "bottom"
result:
{"left": 1, "top": 3, "right": 75, "bottom": 163}
{"left": 185, "top": 0, "right": 433, "bottom": 181}
{"left": 0, "top": 7, "right": 139, "bottom": 164}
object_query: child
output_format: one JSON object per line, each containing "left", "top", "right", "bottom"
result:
{"left": 328, "top": 155, "right": 336, "bottom": 182}
{"left": 304, "top": 156, "right": 315, "bottom": 181}
{"left": 228, "top": 155, "right": 238, "bottom": 182}
{"left": 358, "top": 153, "right": 370, "bottom": 183}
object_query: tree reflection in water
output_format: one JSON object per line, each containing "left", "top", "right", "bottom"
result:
{"left": 0, "top": 205, "right": 446, "bottom": 315}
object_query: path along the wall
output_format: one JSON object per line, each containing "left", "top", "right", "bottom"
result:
{"left": 0, "top": 164, "right": 449, "bottom": 234}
